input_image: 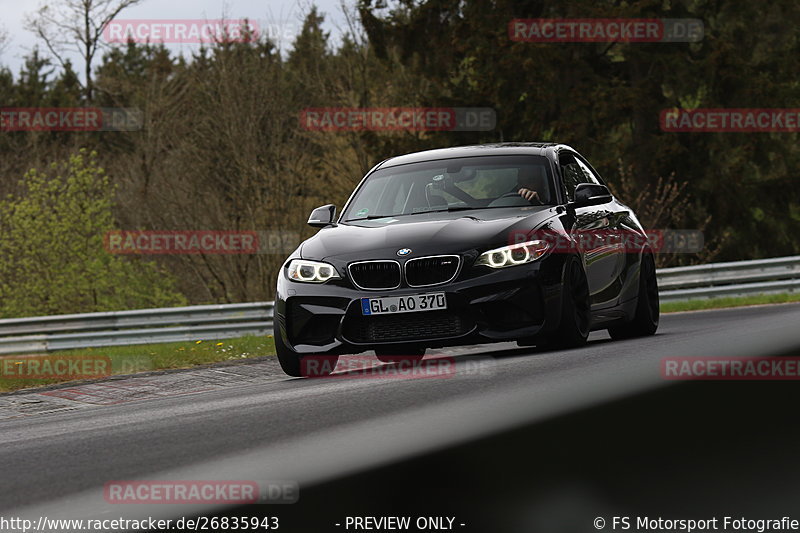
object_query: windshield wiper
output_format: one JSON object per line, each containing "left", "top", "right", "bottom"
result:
{"left": 439, "top": 206, "right": 475, "bottom": 212}
{"left": 344, "top": 214, "right": 411, "bottom": 221}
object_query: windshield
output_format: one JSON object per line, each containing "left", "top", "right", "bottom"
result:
{"left": 342, "top": 155, "right": 555, "bottom": 221}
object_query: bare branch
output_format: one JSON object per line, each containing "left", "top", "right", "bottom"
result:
{"left": 0, "top": 26, "right": 9, "bottom": 57}
{"left": 24, "top": 0, "right": 143, "bottom": 100}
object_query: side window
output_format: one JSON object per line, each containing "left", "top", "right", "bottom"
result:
{"left": 574, "top": 155, "right": 603, "bottom": 185}
{"left": 558, "top": 152, "right": 589, "bottom": 202}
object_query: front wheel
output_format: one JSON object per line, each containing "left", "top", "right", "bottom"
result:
{"left": 274, "top": 323, "right": 339, "bottom": 377}
{"left": 608, "top": 252, "right": 659, "bottom": 339}
{"left": 545, "top": 258, "right": 590, "bottom": 349}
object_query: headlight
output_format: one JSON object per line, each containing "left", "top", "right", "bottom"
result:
{"left": 475, "top": 240, "right": 549, "bottom": 269}
{"left": 286, "top": 259, "right": 340, "bottom": 283}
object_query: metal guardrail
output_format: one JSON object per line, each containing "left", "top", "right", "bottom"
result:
{"left": 0, "top": 303, "right": 273, "bottom": 355}
{"left": 658, "top": 255, "right": 800, "bottom": 302}
{"left": 0, "top": 256, "right": 797, "bottom": 354}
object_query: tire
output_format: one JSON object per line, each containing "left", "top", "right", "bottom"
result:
{"left": 375, "top": 346, "right": 425, "bottom": 364}
{"left": 274, "top": 323, "right": 339, "bottom": 377}
{"left": 545, "top": 258, "right": 590, "bottom": 348}
{"left": 608, "top": 252, "right": 659, "bottom": 339}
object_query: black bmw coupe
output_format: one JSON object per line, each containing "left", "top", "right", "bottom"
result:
{"left": 274, "top": 143, "right": 659, "bottom": 376}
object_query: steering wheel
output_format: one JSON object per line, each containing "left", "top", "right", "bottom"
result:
{"left": 487, "top": 190, "right": 542, "bottom": 208}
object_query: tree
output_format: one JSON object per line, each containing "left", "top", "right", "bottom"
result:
{"left": 356, "top": 0, "right": 800, "bottom": 261}
{"left": 0, "top": 25, "right": 8, "bottom": 57}
{"left": 0, "top": 149, "right": 186, "bottom": 317}
{"left": 25, "top": 0, "right": 143, "bottom": 101}
{"left": 13, "top": 49, "right": 56, "bottom": 106}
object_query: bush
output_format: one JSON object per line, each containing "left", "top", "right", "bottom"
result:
{"left": 0, "top": 149, "right": 186, "bottom": 317}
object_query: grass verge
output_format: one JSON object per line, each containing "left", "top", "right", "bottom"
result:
{"left": 0, "top": 335, "right": 276, "bottom": 393}
{"left": 661, "top": 292, "right": 800, "bottom": 313}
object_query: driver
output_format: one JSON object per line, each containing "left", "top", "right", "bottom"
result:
{"left": 515, "top": 166, "right": 544, "bottom": 204}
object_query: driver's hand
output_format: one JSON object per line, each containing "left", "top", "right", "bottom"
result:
{"left": 518, "top": 188, "right": 540, "bottom": 202}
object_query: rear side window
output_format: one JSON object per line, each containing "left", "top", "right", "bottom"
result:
{"left": 558, "top": 151, "right": 601, "bottom": 201}
{"left": 558, "top": 152, "right": 587, "bottom": 202}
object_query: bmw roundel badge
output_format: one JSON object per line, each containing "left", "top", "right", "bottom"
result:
{"left": 397, "top": 248, "right": 412, "bottom": 256}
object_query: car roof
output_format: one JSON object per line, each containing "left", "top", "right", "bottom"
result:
{"left": 376, "top": 142, "right": 565, "bottom": 169}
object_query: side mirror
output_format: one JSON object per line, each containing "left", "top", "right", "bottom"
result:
{"left": 571, "top": 183, "right": 613, "bottom": 207}
{"left": 308, "top": 204, "right": 337, "bottom": 228}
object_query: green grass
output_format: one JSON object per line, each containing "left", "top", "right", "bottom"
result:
{"left": 0, "top": 335, "right": 276, "bottom": 393}
{"left": 661, "top": 292, "right": 800, "bottom": 313}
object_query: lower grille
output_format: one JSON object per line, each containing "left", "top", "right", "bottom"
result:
{"left": 348, "top": 261, "right": 401, "bottom": 290}
{"left": 405, "top": 255, "right": 460, "bottom": 286}
{"left": 343, "top": 311, "right": 471, "bottom": 343}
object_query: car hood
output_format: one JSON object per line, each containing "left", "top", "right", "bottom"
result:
{"left": 301, "top": 206, "right": 561, "bottom": 261}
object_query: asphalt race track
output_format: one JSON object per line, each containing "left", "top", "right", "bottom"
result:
{"left": 3, "top": 304, "right": 800, "bottom": 532}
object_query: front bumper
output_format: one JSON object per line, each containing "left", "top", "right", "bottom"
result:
{"left": 275, "top": 256, "right": 566, "bottom": 355}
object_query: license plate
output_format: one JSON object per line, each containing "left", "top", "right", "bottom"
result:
{"left": 361, "top": 293, "right": 446, "bottom": 316}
